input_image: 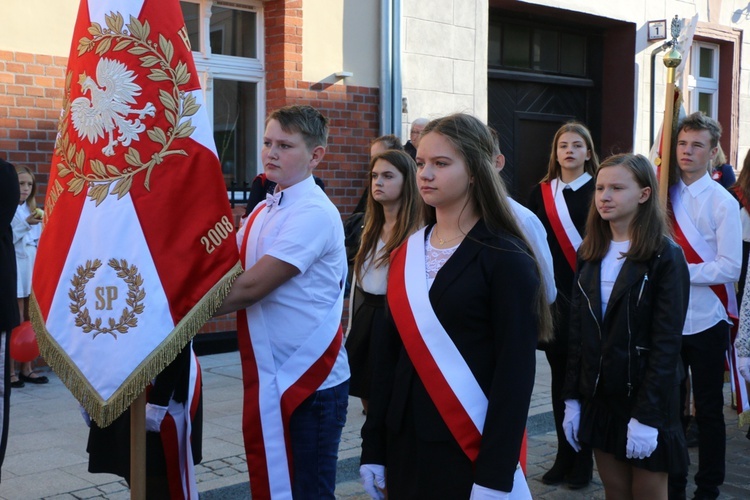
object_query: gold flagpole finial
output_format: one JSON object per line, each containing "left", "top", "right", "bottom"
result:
{"left": 664, "top": 15, "right": 683, "bottom": 70}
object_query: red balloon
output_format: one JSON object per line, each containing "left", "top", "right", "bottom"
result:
{"left": 10, "top": 321, "right": 40, "bottom": 363}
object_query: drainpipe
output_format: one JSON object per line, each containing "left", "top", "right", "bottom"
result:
{"left": 650, "top": 40, "right": 673, "bottom": 148}
{"left": 380, "top": 0, "right": 402, "bottom": 134}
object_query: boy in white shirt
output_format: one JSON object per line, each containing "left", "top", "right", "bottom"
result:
{"left": 216, "top": 105, "right": 349, "bottom": 499}
{"left": 667, "top": 112, "right": 742, "bottom": 500}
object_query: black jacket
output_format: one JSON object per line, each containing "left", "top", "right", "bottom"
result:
{"left": 527, "top": 179, "right": 595, "bottom": 349}
{"left": 563, "top": 237, "right": 689, "bottom": 429}
{"left": 0, "top": 159, "right": 20, "bottom": 332}
{"left": 361, "top": 220, "right": 540, "bottom": 493}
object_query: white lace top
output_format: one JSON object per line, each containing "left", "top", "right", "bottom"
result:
{"left": 425, "top": 227, "right": 460, "bottom": 289}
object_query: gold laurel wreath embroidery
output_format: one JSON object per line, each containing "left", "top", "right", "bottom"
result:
{"left": 54, "top": 12, "right": 200, "bottom": 206}
{"left": 69, "top": 258, "right": 146, "bottom": 339}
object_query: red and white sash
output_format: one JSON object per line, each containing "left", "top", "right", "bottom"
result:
{"left": 541, "top": 178, "right": 583, "bottom": 270}
{"left": 669, "top": 185, "right": 738, "bottom": 320}
{"left": 160, "top": 347, "right": 201, "bottom": 500}
{"left": 669, "top": 185, "right": 747, "bottom": 420}
{"left": 388, "top": 228, "right": 530, "bottom": 497}
{"left": 236, "top": 203, "right": 344, "bottom": 500}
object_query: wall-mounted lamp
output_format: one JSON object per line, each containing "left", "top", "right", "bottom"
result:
{"left": 334, "top": 71, "right": 353, "bottom": 79}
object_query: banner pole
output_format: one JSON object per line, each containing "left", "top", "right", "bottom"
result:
{"left": 658, "top": 17, "right": 683, "bottom": 209}
{"left": 659, "top": 76, "right": 676, "bottom": 208}
{"left": 130, "top": 391, "right": 146, "bottom": 500}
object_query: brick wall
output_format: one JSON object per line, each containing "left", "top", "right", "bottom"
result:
{"left": 264, "top": 0, "right": 379, "bottom": 216}
{"left": 0, "top": 50, "right": 67, "bottom": 204}
{"left": 207, "top": 1, "right": 380, "bottom": 336}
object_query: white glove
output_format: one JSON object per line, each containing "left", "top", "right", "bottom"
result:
{"left": 626, "top": 417, "right": 658, "bottom": 459}
{"left": 145, "top": 403, "right": 168, "bottom": 432}
{"left": 563, "top": 399, "right": 582, "bottom": 452}
{"left": 739, "top": 356, "right": 750, "bottom": 384}
{"left": 79, "top": 405, "right": 91, "bottom": 428}
{"left": 469, "top": 483, "right": 511, "bottom": 499}
{"left": 359, "top": 464, "right": 386, "bottom": 500}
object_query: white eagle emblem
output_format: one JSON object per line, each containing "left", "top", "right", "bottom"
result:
{"left": 71, "top": 58, "right": 156, "bottom": 157}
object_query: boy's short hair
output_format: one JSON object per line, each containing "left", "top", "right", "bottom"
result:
{"left": 267, "top": 105, "right": 329, "bottom": 150}
{"left": 678, "top": 112, "right": 722, "bottom": 148}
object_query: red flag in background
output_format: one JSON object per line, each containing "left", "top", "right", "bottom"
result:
{"left": 31, "top": 0, "right": 241, "bottom": 426}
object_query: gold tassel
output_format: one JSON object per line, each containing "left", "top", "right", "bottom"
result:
{"left": 30, "top": 261, "right": 243, "bottom": 427}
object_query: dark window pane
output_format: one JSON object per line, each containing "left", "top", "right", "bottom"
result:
{"left": 214, "top": 80, "right": 258, "bottom": 188}
{"left": 699, "top": 47, "right": 714, "bottom": 78}
{"left": 698, "top": 92, "right": 713, "bottom": 117}
{"left": 210, "top": 6, "right": 257, "bottom": 58}
{"left": 180, "top": 2, "right": 200, "bottom": 51}
{"left": 488, "top": 23, "right": 501, "bottom": 66}
{"left": 560, "top": 33, "right": 586, "bottom": 75}
{"left": 502, "top": 25, "right": 531, "bottom": 69}
{"left": 533, "top": 29, "right": 558, "bottom": 72}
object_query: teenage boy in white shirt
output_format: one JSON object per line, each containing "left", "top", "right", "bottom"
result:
{"left": 216, "top": 105, "right": 349, "bottom": 499}
{"left": 667, "top": 112, "right": 742, "bottom": 500}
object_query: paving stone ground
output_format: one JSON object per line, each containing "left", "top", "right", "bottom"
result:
{"left": 2, "top": 351, "right": 748, "bottom": 499}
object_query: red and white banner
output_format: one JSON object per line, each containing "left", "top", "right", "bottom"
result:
{"left": 540, "top": 179, "right": 583, "bottom": 271}
{"left": 236, "top": 204, "right": 344, "bottom": 499}
{"left": 388, "top": 228, "right": 531, "bottom": 497}
{"left": 31, "top": 0, "right": 241, "bottom": 426}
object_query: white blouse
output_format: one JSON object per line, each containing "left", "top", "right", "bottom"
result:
{"left": 359, "top": 238, "right": 389, "bottom": 295}
{"left": 600, "top": 240, "right": 630, "bottom": 316}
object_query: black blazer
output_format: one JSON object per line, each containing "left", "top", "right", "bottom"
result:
{"left": 0, "top": 159, "right": 19, "bottom": 332}
{"left": 361, "top": 220, "right": 540, "bottom": 493}
{"left": 527, "top": 179, "right": 594, "bottom": 347}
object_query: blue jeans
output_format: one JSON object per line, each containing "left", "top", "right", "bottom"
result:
{"left": 289, "top": 380, "right": 349, "bottom": 499}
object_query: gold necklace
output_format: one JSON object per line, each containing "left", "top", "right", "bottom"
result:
{"left": 434, "top": 227, "right": 463, "bottom": 245}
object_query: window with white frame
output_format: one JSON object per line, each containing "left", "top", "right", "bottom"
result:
{"left": 180, "top": 0, "right": 264, "bottom": 194}
{"left": 689, "top": 42, "right": 719, "bottom": 119}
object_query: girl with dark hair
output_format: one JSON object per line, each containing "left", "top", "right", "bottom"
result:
{"left": 345, "top": 149, "right": 421, "bottom": 414}
{"left": 563, "top": 153, "right": 689, "bottom": 498}
{"left": 527, "top": 121, "right": 599, "bottom": 487}
{"left": 360, "top": 113, "right": 551, "bottom": 499}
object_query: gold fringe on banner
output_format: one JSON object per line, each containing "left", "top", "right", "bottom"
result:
{"left": 30, "top": 261, "right": 242, "bottom": 427}
{"left": 739, "top": 409, "right": 750, "bottom": 428}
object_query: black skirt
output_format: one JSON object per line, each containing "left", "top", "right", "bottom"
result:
{"left": 579, "top": 386, "right": 688, "bottom": 475}
{"left": 344, "top": 288, "right": 386, "bottom": 398}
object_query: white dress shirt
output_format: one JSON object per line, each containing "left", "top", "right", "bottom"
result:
{"left": 675, "top": 173, "right": 742, "bottom": 335}
{"left": 508, "top": 197, "right": 557, "bottom": 304}
{"left": 236, "top": 175, "right": 350, "bottom": 388}
{"left": 560, "top": 172, "right": 593, "bottom": 192}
